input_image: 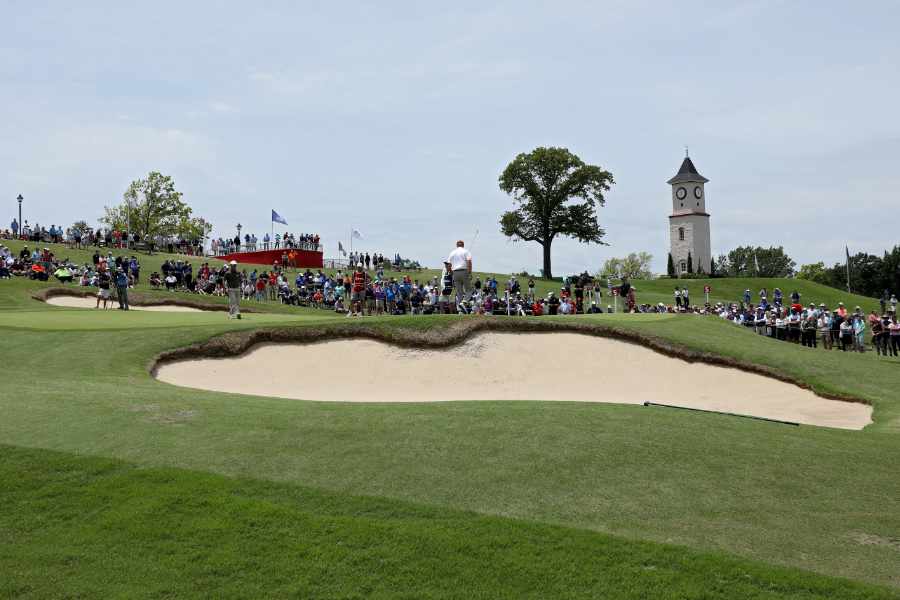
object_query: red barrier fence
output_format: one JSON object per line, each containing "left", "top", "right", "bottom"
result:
{"left": 217, "top": 248, "right": 323, "bottom": 269}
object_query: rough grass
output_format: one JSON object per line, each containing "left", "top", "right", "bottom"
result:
{"left": 3, "top": 445, "right": 898, "bottom": 600}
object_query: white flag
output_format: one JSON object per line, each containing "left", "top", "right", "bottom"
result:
{"left": 351, "top": 229, "right": 362, "bottom": 240}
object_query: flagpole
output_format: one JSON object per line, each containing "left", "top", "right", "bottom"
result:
{"left": 845, "top": 245, "right": 851, "bottom": 293}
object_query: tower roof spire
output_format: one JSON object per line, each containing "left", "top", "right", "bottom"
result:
{"left": 667, "top": 151, "right": 708, "bottom": 185}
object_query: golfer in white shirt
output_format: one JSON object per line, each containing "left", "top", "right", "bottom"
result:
{"left": 447, "top": 240, "right": 472, "bottom": 308}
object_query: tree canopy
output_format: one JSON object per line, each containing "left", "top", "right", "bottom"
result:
{"left": 599, "top": 252, "right": 653, "bottom": 281}
{"left": 798, "top": 246, "right": 900, "bottom": 298}
{"left": 499, "top": 147, "right": 613, "bottom": 279}
{"left": 101, "top": 171, "right": 207, "bottom": 242}
{"left": 714, "top": 246, "right": 796, "bottom": 278}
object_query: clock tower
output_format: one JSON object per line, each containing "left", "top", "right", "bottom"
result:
{"left": 667, "top": 151, "right": 711, "bottom": 276}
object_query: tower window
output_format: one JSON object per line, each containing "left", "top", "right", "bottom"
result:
{"left": 678, "top": 227, "right": 685, "bottom": 241}
{"left": 680, "top": 261, "right": 687, "bottom": 273}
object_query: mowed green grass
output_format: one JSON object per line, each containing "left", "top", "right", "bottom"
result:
{"left": 3, "top": 445, "right": 896, "bottom": 600}
{"left": 1, "top": 239, "right": 900, "bottom": 596}
{"left": 0, "top": 306, "right": 324, "bottom": 330}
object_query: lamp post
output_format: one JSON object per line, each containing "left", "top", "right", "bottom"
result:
{"left": 16, "top": 194, "right": 23, "bottom": 239}
{"left": 236, "top": 223, "right": 242, "bottom": 252}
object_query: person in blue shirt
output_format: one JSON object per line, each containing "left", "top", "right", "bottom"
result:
{"left": 10, "top": 219, "right": 18, "bottom": 237}
{"left": 130, "top": 257, "right": 140, "bottom": 283}
{"left": 385, "top": 285, "right": 396, "bottom": 313}
{"left": 115, "top": 268, "right": 130, "bottom": 310}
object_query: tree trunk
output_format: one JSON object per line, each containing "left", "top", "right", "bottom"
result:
{"left": 542, "top": 242, "right": 552, "bottom": 279}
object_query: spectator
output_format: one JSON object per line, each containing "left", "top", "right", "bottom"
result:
{"left": 447, "top": 240, "right": 472, "bottom": 309}
{"left": 115, "top": 267, "right": 130, "bottom": 310}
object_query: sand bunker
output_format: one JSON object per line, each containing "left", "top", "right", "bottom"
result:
{"left": 46, "top": 295, "right": 204, "bottom": 312}
{"left": 155, "top": 332, "right": 871, "bottom": 430}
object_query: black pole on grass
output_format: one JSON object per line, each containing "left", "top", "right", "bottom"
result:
{"left": 642, "top": 402, "right": 800, "bottom": 427}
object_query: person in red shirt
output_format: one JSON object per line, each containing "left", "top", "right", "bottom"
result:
{"left": 532, "top": 300, "right": 543, "bottom": 316}
{"left": 268, "top": 271, "right": 278, "bottom": 301}
{"left": 350, "top": 263, "right": 368, "bottom": 316}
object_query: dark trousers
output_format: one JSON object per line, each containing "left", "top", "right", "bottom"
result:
{"left": 116, "top": 286, "right": 129, "bottom": 310}
{"left": 802, "top": 329, "right": 815, "bottom": 347}
{"left": 891, "top": 336, "right": 900, "bottom": 356}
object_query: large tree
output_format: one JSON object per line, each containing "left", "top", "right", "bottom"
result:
{"left": 101, "top": 171, "right": 198, "bottom": 242}
{"left": 499, "top": 147, "right": 613, "bottom": 278}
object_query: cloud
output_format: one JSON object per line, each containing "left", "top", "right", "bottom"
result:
{"left": 3, "top": 2, "right": 900, "bottom": 274}
{"left": 210, "top": 101, "right": 237, "bottom": 114}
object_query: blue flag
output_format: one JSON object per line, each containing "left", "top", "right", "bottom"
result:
{"left": 271, "top": 210, "right": 288, "bottom": 225}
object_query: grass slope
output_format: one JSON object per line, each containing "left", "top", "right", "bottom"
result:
{"left": 3, "top": 445, "right": 897, "bottom": 600}
{"left": 2, "top": 239, "right": 881, "bottom": 313}
{"left": 1, "top": 241, "right": 899, "bottom": 592}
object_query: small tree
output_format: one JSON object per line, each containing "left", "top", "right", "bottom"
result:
{"left": 71, "top": 220, "right": 91, "bottom": 235}
{"left": 687, "top": 251, "right": 693, "bottom": 274}
{"left": 499, "top": 147, "right": 614, "bottom": 279}
{"left": 721, "top": 245, "right": 796, "bottom": 277}
{"left": 599, "top": 252, "right": 653, "bottom": 281}
{"left": 176, "top": 216, "right": 213, "bottom": 243}
{"left": 667, "top": 253, "right": 676, "bottom": 278}
{"left": 101, "top": 171, "right": 208, "bottom": 248}
{"left": 797, "top": 262, "right": 828, "bottom": 284}
{"left": 709, "top": 258, "right": 716, "bottom": 277}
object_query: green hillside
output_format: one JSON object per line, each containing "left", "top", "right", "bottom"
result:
{"left": 1, "top": 239, "right": 879, "bottom": 314}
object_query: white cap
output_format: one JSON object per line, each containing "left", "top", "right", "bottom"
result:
{"left": 230, "top": 260, "right": 238, "bottom": 265}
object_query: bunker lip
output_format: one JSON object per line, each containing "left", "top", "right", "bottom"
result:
{"left": 154, "top": 331, "right": 872, "bottom": 429}
{"left": 35, "top": 287, "right": 253, "bottom": 313}
{"left": 44, "top": 295, "right": 204, "bottom": 312}
{"left": 150, "top": 318, "right": 873, "bottom": 419}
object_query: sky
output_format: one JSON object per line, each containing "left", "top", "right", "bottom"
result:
{"left": 2, "top": 1, "right": 899, "bottom": 275}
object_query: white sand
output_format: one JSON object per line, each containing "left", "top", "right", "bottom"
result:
{"left": 155, "top": 332, "right": 872, "bottom": 430}
{"left": 46, "top": 295, "right": 204, "bottom": 312}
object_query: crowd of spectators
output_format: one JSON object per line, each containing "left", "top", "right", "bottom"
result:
{"left": 5, "top": 220, "right": 67, "bottom": 244}
{"left": 701, "top": 287, "right": 899, "bottom": 357}
{"left": 3, "top": 230, "right": 899, "bottom": 357}
{"left": 211, "top": 231, "right": 321, "bottom": 255}
{"left": 3, "top": 220, "right": 203, "bottom": 255}
{"left": 0, "top": 243, "right": 140, "bottom": 309}
{"left": 195, "top": 265, "right": 610, "bottom": 317}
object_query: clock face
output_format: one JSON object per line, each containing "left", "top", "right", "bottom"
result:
{"left": 694, "top": 186, "right": 703, "bottom": 199}
{"left": 676, "top": 187, "right": 687, "bottom": 200}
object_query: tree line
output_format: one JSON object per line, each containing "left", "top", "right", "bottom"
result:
{"left": 798, "top": 247, "right": 900, "bottom": 299}
{"left": 665, "top": 245, "right": 796, "bottom": 279}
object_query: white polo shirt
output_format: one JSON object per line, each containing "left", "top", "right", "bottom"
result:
{"left": 447, "top": 247, "right": 472, "bottom": 271}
